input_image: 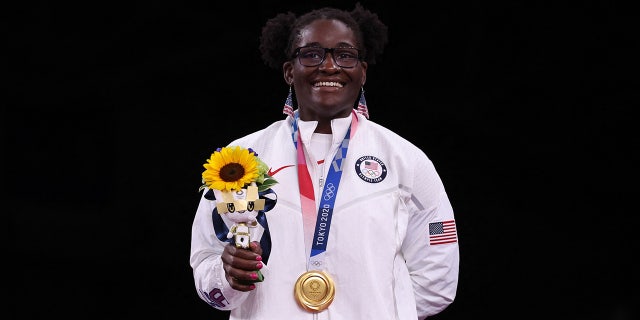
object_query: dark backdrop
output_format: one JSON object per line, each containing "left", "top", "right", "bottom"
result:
{"left": 6, "top": 0, "right": 637, "bottom": 319}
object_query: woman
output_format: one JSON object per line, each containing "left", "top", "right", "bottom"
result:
{"left": 190, "top": 4, "right": 459, "bottom": 319}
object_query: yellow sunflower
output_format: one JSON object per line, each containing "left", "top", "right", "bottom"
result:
{"left": 201, "top": 146, "right": 259, "bottom": 192}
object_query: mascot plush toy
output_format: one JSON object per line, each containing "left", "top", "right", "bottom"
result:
{"left": 213, "top": 184, "right": 265, "bottom": 249}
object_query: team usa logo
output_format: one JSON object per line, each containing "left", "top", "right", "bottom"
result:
{"left": 355, "top": 155, "right": 387, "bottom": 183}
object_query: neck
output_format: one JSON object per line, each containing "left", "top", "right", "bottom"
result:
{"left": 299, "top": 109, "right": 353, "bottom": 134}
{"left": 314, "top": 122, "right": 332, "bottom": 134}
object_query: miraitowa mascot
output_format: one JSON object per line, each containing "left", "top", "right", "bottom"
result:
{"left": 213, "top": 182, "right": 265, "bottom": 249}
{"left": 211, "top": 182, "right": 268, "bottom": 282}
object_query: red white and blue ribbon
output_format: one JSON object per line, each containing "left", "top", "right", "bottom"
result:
{"left": 291, "top": 110, "right": 359, "bottom": 270}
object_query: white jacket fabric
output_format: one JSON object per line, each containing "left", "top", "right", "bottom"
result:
{"left": 190, "top": 112, "right": 459, "bottom": 320}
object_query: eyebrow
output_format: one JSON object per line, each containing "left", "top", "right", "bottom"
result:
{"left": 300, "top": 41, "right": 356, "bottom": 48}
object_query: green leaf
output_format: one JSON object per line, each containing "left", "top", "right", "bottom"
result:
{"left": 257, "top": 177, "right": 278, "bottom": 192}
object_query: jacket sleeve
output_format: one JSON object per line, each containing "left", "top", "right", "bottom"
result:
{"left": 402, "top": 156, "right": 460, "bottom": 319}
{"left": 190, "top": 189, "right": 250, "bottom": 310}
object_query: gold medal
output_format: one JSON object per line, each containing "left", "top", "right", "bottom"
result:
{"left": 294, "top": 270, "right": 335, "bottom": 312}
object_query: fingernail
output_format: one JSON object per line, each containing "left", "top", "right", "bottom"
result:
{"left": 249, "top": 285, "right": 256, "bottom": 290}
{"left": 256, "top": 262, "right": 263, "bottom": 269}
{"left": 256, "top": 256, "right": 262, "bottom": 261}
{"left": 251, "top": 273, "right": 258, "bottom": 280}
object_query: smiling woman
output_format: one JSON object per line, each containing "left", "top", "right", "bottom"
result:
{"left": 189, "top": 3, "right": 459, "bottom": 320}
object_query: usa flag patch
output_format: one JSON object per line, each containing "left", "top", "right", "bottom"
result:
{"left": 429, "top": 220, "right": 457, "bottom": 245}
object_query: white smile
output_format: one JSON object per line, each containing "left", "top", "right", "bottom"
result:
{"left": 314, "top": 81, "right": 343, "bottom": 88}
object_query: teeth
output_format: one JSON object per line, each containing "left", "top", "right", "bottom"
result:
{"left": 315, "top": 81, "right": 343, "bottom": 87}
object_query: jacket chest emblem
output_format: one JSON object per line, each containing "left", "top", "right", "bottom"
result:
{"left": 355, "top": 155, "right": 387, "bottom": 183}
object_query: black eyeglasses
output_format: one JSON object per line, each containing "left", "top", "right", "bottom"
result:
{"left": 293, "top": 46, "right": 362, "bottom": 68}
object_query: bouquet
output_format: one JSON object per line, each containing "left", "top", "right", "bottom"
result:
{"left": 200, "top": 146, "right": 278, "bottom": 283}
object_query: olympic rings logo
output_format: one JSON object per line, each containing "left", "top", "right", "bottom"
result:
{"left": 323, "top": 183, "right": 336, "bottom": 200}
{"left": 362, "top": 168, "right": 378, "bottom": 177}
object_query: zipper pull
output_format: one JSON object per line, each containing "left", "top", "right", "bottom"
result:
{"left": 317, "top": 159, "right": 325, "bottom": 189}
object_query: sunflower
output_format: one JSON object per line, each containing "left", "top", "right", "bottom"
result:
{"left": 201, "top": 146, "right": 259, "bottom": 192}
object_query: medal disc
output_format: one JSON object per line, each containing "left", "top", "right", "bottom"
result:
{"left": 294, "top": 270, "right": 335, "bottom": 312}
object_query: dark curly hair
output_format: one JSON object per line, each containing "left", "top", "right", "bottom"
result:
{"left": 259, "top": 3, "right": 389, "bottom": 70}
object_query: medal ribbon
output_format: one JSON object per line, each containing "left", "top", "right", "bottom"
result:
{"left": 292, "top": 110, "right": 358, "bottom": 270}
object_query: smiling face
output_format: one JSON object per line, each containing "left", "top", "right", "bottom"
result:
{"left": 283, "top": 19, "right": 367, "bottom": 133}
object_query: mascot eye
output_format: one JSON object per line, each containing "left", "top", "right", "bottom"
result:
{"left": 247, "top": 202, "right": 255, "bottom": 211}
{"left": 226, "top": 203, "right": 236, "bottom": 212}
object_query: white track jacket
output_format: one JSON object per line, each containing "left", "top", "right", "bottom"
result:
{"left": 190, "top": 112, "right": 459, "bottom": 320}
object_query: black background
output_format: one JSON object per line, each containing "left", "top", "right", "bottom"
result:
{"left": 6, "top": 0, "right": 637, "bottom": 319}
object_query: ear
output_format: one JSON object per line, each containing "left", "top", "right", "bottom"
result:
{"left": 283, "top": 61, "right": 294, "bottom": 85}
{"left": 360, "top": 61, "right": 368, "bottom": 86}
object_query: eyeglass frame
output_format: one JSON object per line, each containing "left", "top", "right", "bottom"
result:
{"left": 293, "top": 46, "right": 362, "bottom": 68}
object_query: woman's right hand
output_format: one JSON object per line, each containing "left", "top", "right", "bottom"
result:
{"left": 221, "top": 241, "right": 264, "bottom": 291}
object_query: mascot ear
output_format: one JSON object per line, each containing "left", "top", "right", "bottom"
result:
{"left": 247, "top": 185, "right": 258, "bottom": 200}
